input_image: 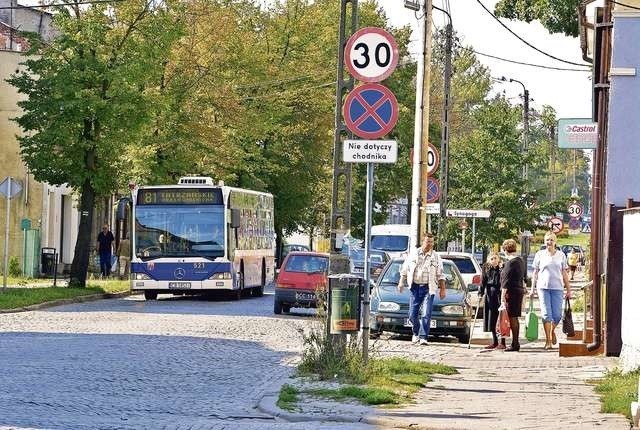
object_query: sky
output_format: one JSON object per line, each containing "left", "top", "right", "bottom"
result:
{"left": 376, "top": 0, "right": 594, "bottom": 120}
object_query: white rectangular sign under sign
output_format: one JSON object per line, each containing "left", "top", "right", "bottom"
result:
{"left": 424, "top": 203, "right": 440, "bottom": 214}
{"left": 446, "top": 209, "right": 491, "bottom": 218}
{"left": 343, "top": 140, "right": 397, "bottom": 163}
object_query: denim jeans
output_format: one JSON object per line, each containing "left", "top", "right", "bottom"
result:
{"left": 538, "top": 288, "right": 564, "bottom": 324}
{"left": 99, "top": 252, "right": 112, "bottom": 277}
{"left": 408, "top": 283, "right": 435, "bottom": 339}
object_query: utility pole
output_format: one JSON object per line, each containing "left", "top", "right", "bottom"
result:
{"left": 500, "top": 77, "right": 529, "bottom": 181}
{"left": 410, "top": 0, "right": 433, "bottom": 248}
{"left": 550, "top": 124, "right": 557, "bottom": 200}
{"left": 434, "top": 6, "right": 452, "bottom": 249}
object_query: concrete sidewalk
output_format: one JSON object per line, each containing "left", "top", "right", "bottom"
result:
{"left": 257, "top": 273, "right": 630, "bottom": 429}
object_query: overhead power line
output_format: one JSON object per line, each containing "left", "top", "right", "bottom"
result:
{"left": 611, "top": 0, "right": 640, "bottom": 10}
{"left": 0, "top": 0, "right": 125, "bottom": 10}
{"left": 474, "top": 0, "right": 591, "bottom": 67}
{"left": 468, "top": 48, "right": 591, "bottom": 72}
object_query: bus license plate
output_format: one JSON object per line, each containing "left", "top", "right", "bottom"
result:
{"left": 295, "top": 292, "right": 315, "bottom": 301}
{"left": 169, "top": 282, "right": 191, "bottom": 289}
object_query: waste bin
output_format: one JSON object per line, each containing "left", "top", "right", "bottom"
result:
{"left": 327, "top": 274, "right": 362, "bottom": 334}
{"left": 41, "top": 247, "right": 57, "bottom": 276}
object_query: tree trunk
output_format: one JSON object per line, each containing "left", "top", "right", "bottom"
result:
{"left": 69, "top": 179, "right": 95, "bottom": 287}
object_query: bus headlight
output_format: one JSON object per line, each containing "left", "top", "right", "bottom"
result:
{"left": 132, "top": 273, "right": 151, "bottom": 280}
{"left": 209, "top": 272, "right": 232, "bottom": 280}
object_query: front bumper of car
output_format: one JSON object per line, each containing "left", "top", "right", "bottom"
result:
{"left": 369, "top": 310, "right": 470, "bottom": 337}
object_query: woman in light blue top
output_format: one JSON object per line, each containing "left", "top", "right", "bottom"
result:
{"left": 529, "top": 232, "right": 571, "bottom": 350}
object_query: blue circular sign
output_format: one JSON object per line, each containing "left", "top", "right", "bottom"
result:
{"left": 426, "top": 178, "right": 440, "bottom": 203}
{"left": 343, "top": 83, "right": 398, "bottom": 139}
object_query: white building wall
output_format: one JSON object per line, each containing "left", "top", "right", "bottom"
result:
{"left": 620, "top": 209, "right": 640, "bottom": 372}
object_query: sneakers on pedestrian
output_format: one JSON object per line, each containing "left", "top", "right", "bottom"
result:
{"left": 412, "top": 335, "right": 420, "bottom": 344}
{"left": 419, "top": 338, "right": 429, "bottom": 345}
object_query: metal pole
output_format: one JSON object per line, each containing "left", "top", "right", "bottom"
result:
{"left": 362, "top": 163, "right": 374, "bottom": 363}
{"left": 523, "top": 88, "right": 530, "bottom": 181}
{"left": 461, "top": 227, "right": 465, "bottom": 253}
{"left": 471, "top": 217, "right": 476, "bottom": 256}
{"left": 410, "top": 1, "right": 427, "bottom": 249}
{"left": 3, "top": 177, "right": 11, "bottom": 292}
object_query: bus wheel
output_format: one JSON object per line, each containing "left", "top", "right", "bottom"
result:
{"left": 254, "top": 264, "right": 266, "bottom": 297}
{"left": 232, "top": 271, "right": 243, "bottom": 301}
{"left": 144, "top": 291, "right": 157, "bottom": 301}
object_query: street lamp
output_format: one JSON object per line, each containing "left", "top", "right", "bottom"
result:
{"left": 500, "top": 76, "right": 530, "bottom": 181}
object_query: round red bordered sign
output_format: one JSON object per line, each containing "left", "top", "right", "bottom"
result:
{"left": 344, "top": 27, "right": 399, "bottom": 83}
{"left": 343, "top": 83, "right": 399, "bottom": 139}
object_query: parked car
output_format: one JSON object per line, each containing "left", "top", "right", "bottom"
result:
{"left": 349, "top": 248, "right": 391, "bottom": 281}
{"left": 277, "top": 243, "right": 310, "bottom": 268}
{"left": 370, "top": 258, "right": 472, "bottom": 343}
{"left": 274, "top": 251, "right": 329, "bottom": 314}
{"left": 437, "top": 252, "right": 483, "bottom": 311}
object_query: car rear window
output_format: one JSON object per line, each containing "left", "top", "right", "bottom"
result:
{"left": 284, "top": 255, "right": 328, "bottom": 273}
{"left": 446, "top": 257, "right": 477, "bottom": 274}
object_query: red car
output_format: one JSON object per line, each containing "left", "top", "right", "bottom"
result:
{"left": 274, "top": 251, "right": 329, "bottom": 314}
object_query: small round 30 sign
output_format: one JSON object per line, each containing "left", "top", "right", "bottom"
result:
{"left": 345, "top": 27, "right": 399, "bottom": 83}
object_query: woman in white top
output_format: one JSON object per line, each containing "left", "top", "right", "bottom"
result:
{"left": 529, "top": 232, "right": 572, "bottom": 350}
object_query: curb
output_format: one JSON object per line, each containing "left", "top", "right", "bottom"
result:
{"left": 0, "top": 290, "right": 133, "bottom": 314}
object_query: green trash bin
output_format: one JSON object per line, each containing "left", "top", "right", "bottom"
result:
{"left": 328, "top": 274, "right": 362, "bottom": 334}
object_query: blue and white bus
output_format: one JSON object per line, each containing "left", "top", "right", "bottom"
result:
{"left": 130, "top": 177, "right": 275, "bottom": 300}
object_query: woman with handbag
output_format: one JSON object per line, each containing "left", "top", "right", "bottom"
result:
{"left": 479, "top": 253, "right": 506, "bottom": 350}
{"left": 500, "top": 239, "right": 526, "bottom": 352}
{"left": 529, "top": 232, "right": 572, "bottom": 350}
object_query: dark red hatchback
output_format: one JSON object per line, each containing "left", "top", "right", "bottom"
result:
{"left": 273, "top": 251, "right": 329, "bottom": 314}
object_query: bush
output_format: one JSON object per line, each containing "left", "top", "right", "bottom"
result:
{"left": 8, "top": 256, "right": 21, "bottom": 277}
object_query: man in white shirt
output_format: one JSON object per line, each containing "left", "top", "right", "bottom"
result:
{"left": 397, "top": 233, "right": 446, "bottom": 345}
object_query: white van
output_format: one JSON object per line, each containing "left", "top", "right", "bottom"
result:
{"left": 370, "top": 224, "right": 412, "bottom": 258}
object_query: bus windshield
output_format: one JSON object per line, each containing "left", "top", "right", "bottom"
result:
{"left": 134, "top": 205, "right": 225, "bottom": 259}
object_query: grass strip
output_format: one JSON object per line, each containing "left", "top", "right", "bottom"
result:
{"left": 591, "top": 368, "right": 639, "bottom": 420}
{"left": 277, "top": 384, "right": 300, "bottom": 411}
{"left": 0, "top": 280, "right": 129, "bottom": 310}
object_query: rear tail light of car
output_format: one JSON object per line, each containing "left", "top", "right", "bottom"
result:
{"left": 441, "top": 305, "right": 464, "bottom": 315}
{"left": 471, "top": 274, "right": 482, "bottom": 284}
{"left": 276, "top": 282, "right": 296, "bottom": 289}
{"left": 378, "top": 301, "right": 401, "bottom": 312}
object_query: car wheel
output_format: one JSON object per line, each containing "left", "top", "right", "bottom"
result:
{"left": 274, "top": 300, "right": 283, "bottom": 314}
{"left": 282, "top": 305, "right": 291, "bottom": 313}
{"left": 143, "top": 291, "right": 157, "bottom": 301}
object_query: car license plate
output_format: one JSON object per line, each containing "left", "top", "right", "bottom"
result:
{"left": 168, "top": 282, "right": 191, "bottom": 289}
{"left": 295, "top": 292, "right": 315, "bottom": 301}
{"left": 430, "top": 320, "right": 437, "bottom": 328}
{"left": 404, "top": 319, "right": 437, "bottom": 328}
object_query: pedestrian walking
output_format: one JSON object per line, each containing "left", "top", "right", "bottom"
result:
{"left": 500, "top": 239, "right": 526, "bottom": 352}
{"left": 479, "top": 253, "right": 506, "bottom": 350}
{"left": 530, "top": 232, "right": 572, "bottom": 350}
{"left": 97, "top": 224, "right": 115, "bottom": 278}
{"left": 116, "top": 234, "right": 131, "bottom": 280}
{"left": 397, "top": 233, "right": 446, "bottom": 346}
{"left": 567, "top": 248, "right": 579, "bottom": 280}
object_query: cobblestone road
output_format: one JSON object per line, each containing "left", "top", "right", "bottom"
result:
{"left": 0, "top": 289, "right": 369, "bottom": 430}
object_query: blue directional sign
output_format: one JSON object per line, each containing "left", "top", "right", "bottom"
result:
{"left": 343, "top": 83, "right": 398, "bottom": 139}
{"left": 426, "top": 178, "right": 440, "bottom": 203}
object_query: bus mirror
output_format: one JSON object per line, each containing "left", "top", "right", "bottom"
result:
{"left": 116, "top": 197, "right": 131, "bottom": 221}
{"left": 231, "top": 209, "right": 241, "bottom": 229}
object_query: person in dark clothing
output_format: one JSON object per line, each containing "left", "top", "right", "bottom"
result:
{"left": 500, "top": 238, "right": 525, "bottom": 352}
{"left": 479, "top": 253, "right": 505, "bottom": 350}
{"left": 97, "top": 224, "right": 115, "bottom": 278}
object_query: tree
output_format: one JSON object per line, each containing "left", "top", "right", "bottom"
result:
{"left": 9, "top": 0, "right": 182, "bottom": 286}
{"left": 494, "top": 0, "right": 580, "bottom": 37}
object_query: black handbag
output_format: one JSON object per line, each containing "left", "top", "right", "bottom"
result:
{"left": 562, "top": 298, "right": 575, "bottom": 337}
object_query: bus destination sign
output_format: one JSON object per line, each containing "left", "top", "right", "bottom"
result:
{"left": 137, "top": 188, "right": 223, "bottom": 205}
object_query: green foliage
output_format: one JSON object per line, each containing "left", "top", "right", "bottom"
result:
{"left": 277, "top": 384, "right": 300, "bottom": 411}
{"left": 494, "top": 0, "right": 580, "bottom": 37}
{"left": 591, "top": 368, "right": 640, "bottom": 420}
{"left": 308, "top": 385, "right": 398, "bottom": 405}
{"left": 8, "top": 257, "right": 22, "bottom": 277}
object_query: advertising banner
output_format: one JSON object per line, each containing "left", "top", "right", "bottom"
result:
{"left": 557, "top": 118, "right": 597, "bottom": 149}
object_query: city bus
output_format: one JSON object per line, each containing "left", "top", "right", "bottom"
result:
{"left": 130, "top": 177, "right": 275, "bottom": 300}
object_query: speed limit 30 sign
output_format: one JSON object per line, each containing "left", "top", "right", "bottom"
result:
{"left": 345, "top": 27, "right": 399, "bottom": 82}
{"left": 568, "top": 202, "right": 583, "bottom": 218}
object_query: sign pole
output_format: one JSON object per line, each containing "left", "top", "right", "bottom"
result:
{"left": 3, "top": 177, "right": 11, "bottom": 292}
{"left": 461, "top": 226, "right": 466, "bottom": 253}
{"left": 471, "top": 217, "right": 476, "bottom": 255}
{"left": 362, "top": 162, "right": 374, "bottom": 363}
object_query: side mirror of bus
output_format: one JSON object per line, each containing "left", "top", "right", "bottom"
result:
{"left": 231, "top": 209, "right": 241, "bottom": 229}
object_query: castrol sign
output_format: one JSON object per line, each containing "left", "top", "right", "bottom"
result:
{"left": 558, "top": 118, "right": 598, "bottom": 149}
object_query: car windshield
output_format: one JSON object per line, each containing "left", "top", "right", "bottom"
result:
{"left": 378, "top": 260, "right": 463, "bottom": 291}
{"left": 371, "top": 235, "right": 408, "bottom": 252}
{"left": 444, "top": 257, "right": 477, "bottom": 274}
{"left": 284, "top": 255, "right": 328, "bottom": 274}
{"left": 350, "top": 249, "right": 387, "bottom": 264}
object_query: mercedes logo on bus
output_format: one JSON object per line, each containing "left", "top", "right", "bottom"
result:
{"left": 174, "top": 268, "right": 186, "bottom": 280}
